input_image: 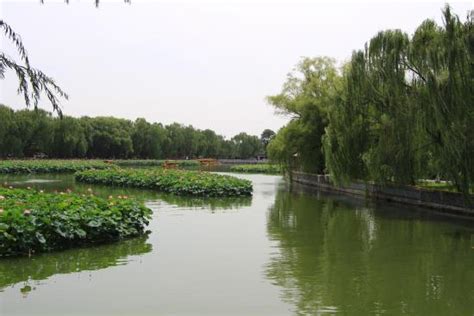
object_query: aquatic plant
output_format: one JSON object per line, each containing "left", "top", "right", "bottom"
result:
{"left": 230, "top": 164, "right": 282, "bottom": 174}
{"left": 75, "top": 169, "right": 253, "bottom": 197}
{"left": 0, "top": 160, "right": 111, "bottom": 174}
{"left": 112, "top": 159, "right": 200, "bottom": 167}
{"left": 0, "top": 187, "right": 152, "bottom": 257}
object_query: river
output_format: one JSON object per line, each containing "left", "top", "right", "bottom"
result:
{"left": 0, "top": 173, "right": 473, "bottom": 315}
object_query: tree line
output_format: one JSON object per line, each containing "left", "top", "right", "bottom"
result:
{"left": 0, "top": 104, "right": 271, "bottom": 160}
{"left": 267, "top": 6, "right": 473, "bottom": 195}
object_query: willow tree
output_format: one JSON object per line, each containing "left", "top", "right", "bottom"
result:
{"left": 324, "top": 30, "right": 425, "bottom": 185}
{"left": 408, "top": 6, "right": 474, "bottom": 195}
{"left": 324, "top": 6, "right": 473, "bottom": 195}
{"left": 0, "top": 21, "right": 67, "bottom": 115}
{"left": 267, "top": 57, "right": 342, "bottom": 173}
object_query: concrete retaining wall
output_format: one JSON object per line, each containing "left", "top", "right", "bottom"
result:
{"left": 291, "top": 172, "right": 474, "bottom": 217}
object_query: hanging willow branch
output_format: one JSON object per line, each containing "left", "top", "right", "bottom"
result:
{"left": 0, "top": 20, "right": 68, "bottom": 116}
{"left": 0, "top": 1, "right": 131, "bottom": 115}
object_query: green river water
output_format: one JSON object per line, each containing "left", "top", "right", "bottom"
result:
{"left": 0, "top": 173, "right": 473, "bottom": 315}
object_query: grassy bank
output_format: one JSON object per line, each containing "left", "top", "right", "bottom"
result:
{"left": 0, "top": 187, "right": 152, "bottom": 257}
{"left": 75, "top": 169, "right": 252, "bottom": 197}
{"left": 230, "top": 164, "right": 281, "bottom": 174}
{"left": 0, "top": 160, "right": 111, "bottom": 174}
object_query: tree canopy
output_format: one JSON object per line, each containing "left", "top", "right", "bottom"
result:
{"left": 0, "top": 104, "right": 265, "bottom": 160}
{"left": 267, "top": 57, "right": 342, "bottom": 173}
{"left": 268, "top": 6, "right": 473, "bottom": 196}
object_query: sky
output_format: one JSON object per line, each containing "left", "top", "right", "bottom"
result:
{"left": 0, "top": 0, "right": 472, "bottom": 138}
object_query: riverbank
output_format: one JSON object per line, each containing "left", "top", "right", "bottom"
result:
{"left": 0, "top": 160, "right": 111, "bottom": 173}
{"left": 291, "top": 172, "right": 474, "bottom": 217}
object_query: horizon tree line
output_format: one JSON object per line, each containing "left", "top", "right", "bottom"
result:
{"left": 0, "top": 104, "right": 272, "bottom": 160}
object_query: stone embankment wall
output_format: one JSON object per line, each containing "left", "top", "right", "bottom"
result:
{"left": 291, "top": 172, "right": 474, "bottom": 217}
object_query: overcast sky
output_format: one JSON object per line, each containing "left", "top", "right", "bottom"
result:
{"left": 0, "top": 0, "right": 471, "bottom": 138}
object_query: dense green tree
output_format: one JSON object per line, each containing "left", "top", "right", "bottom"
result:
{"left": 0, "top": 105, "right": 261, "bottom": 160}
{"left": 323, "top": 6, "right": 473, "bottom": 195}
{"left": 86, "top": 117, "right": 133, "bottom": 158}
{"left": 323, "top": 31, "right": 423, "bottom": 185}
{"left": 197, "top": 130, "right": 222, "bottom": 158}
{"left": 51, "top": 116, "right": 88, "bottom": 158}
{"left": 409, "top": 7, "right": 474, "bottom": 193}
{"left": 260, "top": 129, "right": 275, "bottom": 156}
{"left": 267, "top": 57, "right": 342, "bottom": 173}
{"left": 0, "top": 105, "right": 23, "bottom": 157}
{"left": 231, "top": 133, "right": 262, "bottom": 159}
{"left": 131, "top": 119, "right": 167, "bottom": 159}
{"left": 164, "top": 123, "right": 185, "bottom": 158}
{"left": 15, "top": 109, "right": 53, "bottom": 157}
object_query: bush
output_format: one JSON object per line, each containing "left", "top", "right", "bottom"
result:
{"left": 230, "top": 164, "right": 282, "bottom": 174}
{"left": 0, "top": 187, "right": 152, "bottom": 257}
{"left": 0, "top": 160, "right": 112, "bottom": 174}
{"left": 75, "top": 169, "right": 253, "bottom": 197}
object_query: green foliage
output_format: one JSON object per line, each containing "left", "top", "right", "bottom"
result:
{"left": 267, "top": 57, "right": 342, "bottom": 173}
{"left": 0, "top": 187, "right": 152, "bottom": 257}
{"left": 230, "top": 164, "right": 282, "bottom": 174}
{"left": 231, "top": 133, "right": 263, "bottom": 159}
{"left": 83, "top": 117, "right": 134, "bottom": 159}
{"left": 260, "top": 129, "right": 276, "bottom": 156}
{"left": 75, "top": 169, "right": 253, "bottom": 197}
{"left": 112, "top": 159, "right": 200, "bottom": 167}
{"left": 323, "top": 6, "right": 473, "bottom": 195}
{"left": 0, "top": 160, "right": 111, "bottom": 174}
{"left": 267, "top": 119, "right": 325, "bottom": 174}
{"left": 0, "top": 105, "right": 265, "bottom": 160}
{"left": 131, "top": 119, "right": 167, "bottom": 159}
{"left": 51, "top": 117, "right": 88, "bottom": 158}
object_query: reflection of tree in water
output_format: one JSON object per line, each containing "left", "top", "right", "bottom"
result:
{"left": 0, "top": 236, "right": 152, "bottom": 292}
{"left": 266, "top": 189, "right": 474, "bottom": 315}
{"left": 155, "top": 193, "right": 252, "bottom": 211}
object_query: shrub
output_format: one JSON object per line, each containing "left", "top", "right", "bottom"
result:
{"left": 75, "top": 169, "right": 253, "bottom": 197}
{"left": 230, "top": 164, "right": 282, "bottom": 174}
{"left": 0, "top": 187, "right": 152, "bottom": 257}
{"left": 0, "top": 160, "right": 111, "bottom": 174}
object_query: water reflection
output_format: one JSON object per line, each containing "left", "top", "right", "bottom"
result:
{"left": 155, "top": 193, "right": 251, "bottom": 210}
{"left": 0, "top": 236, "right": 152, "bottom": 293}
{"left": 266, "top": 188, "right": 474, "bottom": 315}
